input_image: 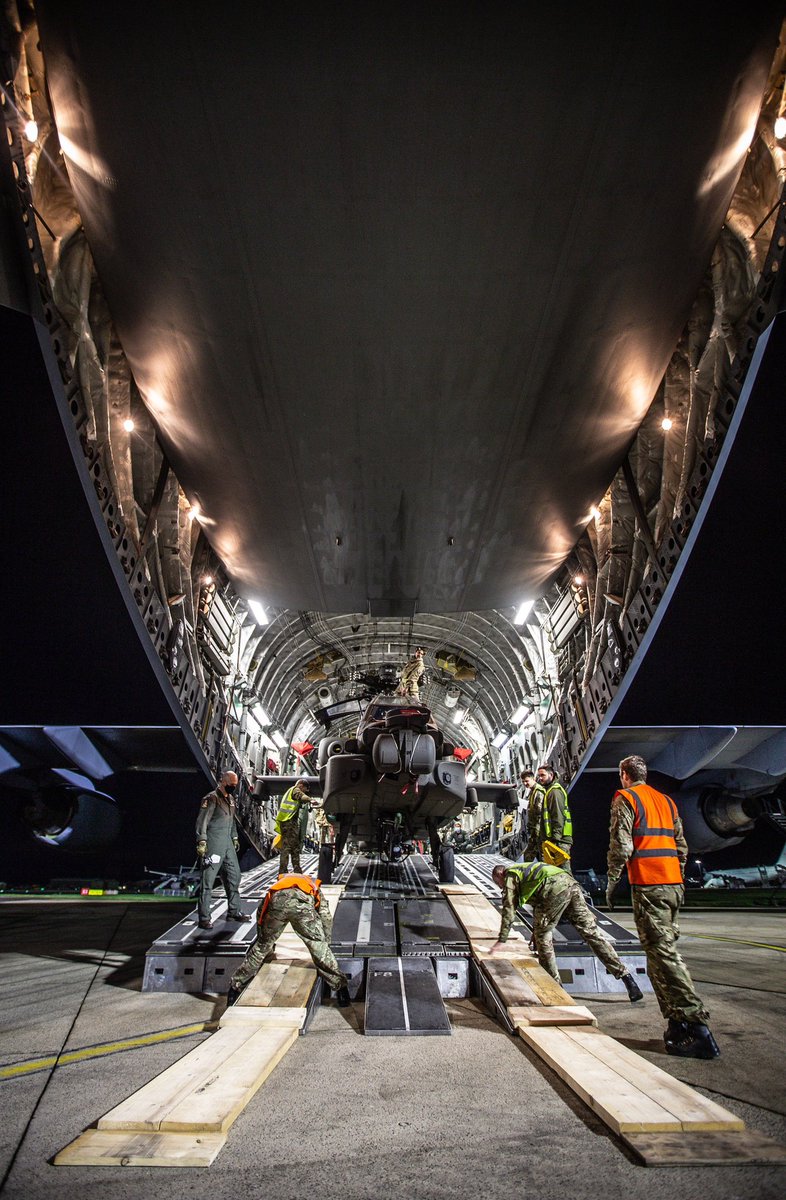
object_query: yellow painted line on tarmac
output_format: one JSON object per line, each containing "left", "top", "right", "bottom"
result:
{"left": 687, "top": 932, "right": 786, "bottom": 952}
{"left": 0, "top": 1023, "right": 208, "bottom": 1081}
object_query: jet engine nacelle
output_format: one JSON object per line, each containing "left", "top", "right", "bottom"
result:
{"left": 677, "top": 786, "right": 777, "bottom": 855}
{"left": 20, "top": 784, "right": 121, "bottom": 852}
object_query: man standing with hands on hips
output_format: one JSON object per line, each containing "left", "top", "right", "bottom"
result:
{"left": 196, "top": 769, "right": 245, "bottom": 930}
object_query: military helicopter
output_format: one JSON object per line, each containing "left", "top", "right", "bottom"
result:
{"left": 253, "top": 694, "right": 518, "bottom": 882}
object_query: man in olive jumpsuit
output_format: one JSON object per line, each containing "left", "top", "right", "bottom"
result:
{"left": 535, "top": 764, "right": 573, "bottom": 870}
{"left": 521, "top": 769, "right": 546, "bottom": 860}
{"left": 196, "top": 769, "right": 244, "bottom": 930}
{"left": 227, "top": 873, "right": 350, "bottom": 1007}
{"left": 396, "top": 647, "right": 425, "bottom": 698}
{"left": 488, "top": 860, "right": 643, "bottom": 1001}
{"left": 275, "top": 779, "right": 312, "bottom": 874}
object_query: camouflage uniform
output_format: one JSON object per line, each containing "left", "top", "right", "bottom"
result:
{"left": 230, "top": 878, "right": 347, "bottom": 992}
{"left": 607, "top": 795, "right": 709, "bottom": 1023}
{"left": 542, "top": 778, "right": 573, "bottom": 872}
{"left": 396, "top": 654, "right": 424, "bottom": 698}
{"left": 275, "top": 783, "right": 311, "bottom": 874}
{"left": 499, "top": 862, "right": 629, "bottom": 984}
{"left": 195, "top": 787, "right": 242, "bottom": 923}
{"left": 522, "top": 782, "right": 546, "bottom": 859}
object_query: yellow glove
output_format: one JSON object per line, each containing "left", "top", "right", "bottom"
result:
{"left": 196, "top": 839, "right": 207, "bottom": 857}
{"left": 233, "top": 837, "right": 240, "bottom": 852}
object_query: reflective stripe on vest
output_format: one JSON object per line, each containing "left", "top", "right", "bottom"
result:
{"left": 276, "top": 785, "right": 303, "bottom": 826}
{"left": 543, "top": 783, "right": 573, "bottom": 841}
{"left": 259, "top": 874, "right": 321, "bottom": 922}
{"left": 506, "top": 861, "right": 563, "bottom": 904}
{"left": 617, "top": 785, "right": 683, "bottom": 885}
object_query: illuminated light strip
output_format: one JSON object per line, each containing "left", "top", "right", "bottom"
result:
{"left": 685, "top": 932, "right": 786, "bottom": 953}
{"left": 0, "top": 1023, "right": 208, "bottom": 1081}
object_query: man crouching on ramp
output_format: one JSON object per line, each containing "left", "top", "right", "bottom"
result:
{"left": 227, "top": 873, "right": 350, "bottom": 1008}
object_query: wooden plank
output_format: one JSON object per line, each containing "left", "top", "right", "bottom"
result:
{"left": 238, "top": 963, "right": 290, "bottom": 1006}
{"left": 161, "top": 1025, "right": 298, "bottom": 1132}
{"left": 219, "top": 1005, "right": 305, "bottom": 1029}
{"left": 55, "top": 1129, "right": 226, "bottom": 1168}
{"left": 515, "top": 963, "right": 575, "bottom": 1006}
{"left": 473, "top": 941, "right": 539, "bottom": 963}
{"left": 445, "top": 891, "right": 527, "bottom": 946}
{"left": 98, "top": 1026, "right": 255, "bottom": 1131}
{"left": 557, "top": 1028, "right": 744, "bottom": 1131}
{"left": 622, "top": 1130, "right": 786, "bottom": 1167}
{"left": 438, "top": 885, "right": 478, "bottom": 894}
{"left": 509, "top": 1005, "right": 596, "bottom": 1027}
{"left": 480, "top": 958, "right": 541, "bottom": 1006}
{"left": 518, "top": 1026, "right": 688, "bottom": 1133}
{"left": 519, "top": 1026, "right": 745, "bottom": 1134}
{"left": 268, "top": 965, "right": 316, "bottom": 1007}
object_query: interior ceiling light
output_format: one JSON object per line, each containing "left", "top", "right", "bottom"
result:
{"left": 23, "top": 118, "right": 38, "bottom": 141}
{"left": 187, "top": 503, "right": 201, "bottom": 521}
{"left": 775, "top": 115, "right": 786, "bottom": 139}
{"left": 202, "top": 573, "right": 214, "bottom": 586}
{"left": 248, "top": 599, "right": 269, "bottom": 626}
{"left": 491, "top": 730, "right": 511, "bottom": 749}
{"left": 661, "top": 416, "right": 673, "bottom": 430}
{"left": 250, "top": 703, "right": 270, "bottom": 728}
{"left": 514, "top": 600, "right": 534, "bottom": 625}
{"left": 573, "top": 574, "right": 585, "bottom": 585}
{"left": 271, "top": 729, "right": 287, "bottom": 750}
{"left": 511, "top": 704, "right": 529, "bottom": 725}
{"left": 452, "top": 708, "right": 466, "bottom": 725}
{"left": 590, "top": 505, "right": 601, "bottom": 520}
{"left": 122, "top": 418, "right": 135, "bottom": 432}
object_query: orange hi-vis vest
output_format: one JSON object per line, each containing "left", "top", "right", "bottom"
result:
{"left": 616, "top": 784, "right": 683, "bottom": 885}
{"left": 259, "top": 874, "right": 322, "bottom": 921}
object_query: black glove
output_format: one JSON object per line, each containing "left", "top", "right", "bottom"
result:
{"left": 606, "top": 879, "right": 618, "bottom": 910}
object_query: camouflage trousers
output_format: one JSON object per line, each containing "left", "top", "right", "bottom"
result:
{"left": 231, "top": 889, "right": 347, "bottom": 992}
{"left": 632, "top": 884, "right": 709, "bottom": 1022}
{"left": 533, "top": 875, "right": 627, "bottom": 984}
{"left": 277, "top": 820, "right": 303, "bottom": 875}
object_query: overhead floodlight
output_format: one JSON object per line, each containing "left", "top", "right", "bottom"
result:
{"left": 452, "top": 708, "right": 466, "bottom": 725}
{"left": 270, "top": 729, "right": 287, "bottom": 750}
{"left": 661, "top": 417, "right": 673, "bottom": 431}
{"left": 511, "top": 704, "right": 528, "bottom": 725}
{"left": 249, "top": 703, "right": 270, "bottom": 728}
{"left": 123, "top": 418, "right": 135, "bottom": 432}
{"left": 775, "top": 115, "right": 786, "bottom": 139}
{"left": 248, "top": 599, "right": 269, "bottom": 626}
{"left": 24, "top": 118, "right": 38, "bottom": 141}
{"left": 491, "top": 730, "right": 511, "bottom": 749}
{"left": 514, "top": 601, "right": 534, "bottom": 625}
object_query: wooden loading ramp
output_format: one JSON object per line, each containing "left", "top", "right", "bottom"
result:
{"left": 442, "top": 883, "right": 786, "bottom": 1167}
{"left": 55, "top": 886, "right": 345, "bottom": 1168}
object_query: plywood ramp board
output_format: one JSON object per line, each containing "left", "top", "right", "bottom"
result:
{"left": 519, "top": 1026, "right": 745, "bottom": 1135}
{"left": 445, "top": 889, "right": 527, "bottom": 947}
{"left": 238, "top": 962, "right": 315, "bottom": 1007}
{"left": 509, "top": 1005, "right": 596, "bottom": 1027}
{"left": 219, "top": 1005, "right": 306, "bottom": 1028}
{"left": 55, "top": 1129, "right": 226, "bottom": 1168}
{"left": 623, "top": 1129, "right": 786, "bottom": 1167}
{"left": 98, "top": 1024, "right": 298, "bottom": 1133}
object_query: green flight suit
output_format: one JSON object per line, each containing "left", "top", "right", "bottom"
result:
{"left": 498, "top": 861, "right": 628, "bottom": 984}
{"left": 196, "top": 787, "right": 242, "bottom": 923}
{"left": 522, "top": 782, "right": 547, "bottom": 860}
{"left": 231, "top": 879, "right": 347, "bottom": 992}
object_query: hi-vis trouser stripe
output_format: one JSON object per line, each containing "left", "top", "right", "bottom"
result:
{"left": 0, "top": 1023, "right": 207, "bottom": 1081}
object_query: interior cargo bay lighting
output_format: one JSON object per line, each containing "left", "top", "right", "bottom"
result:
{"left": 452, "top": 708, "right": 466, "bottom": 725}
{"left": 250, "top": 703, "right": 270, "bottom": 728}
{"left": 123, "top": 418, "right": 135, "bottom": 432}
{"left": 248, "top": 599, "right": 269, "bottom": 625}
{"left": 573, "top": 573, "right": 585, "bottom": 585}
{"left": 24, "top": 118, "right": 38, "bottom": 141}
{"left": 491, "top": 730, "right": 511, "bottom": 749}
{"left": 514, "top": 600, "right": 534, "bottom": 625}
{"left": 202, "top": 574, "right": 214, "bottom": 586}
{"left": 187, "top": 503, "right": 201, "bottom": 521}
{"left": 661, "top": 416, "right": 673, "bottom": 430}
{"left": 776, "top": 116, "right": 786, "bottom": 139}
{"left": 511, "top": 704, "right": 528, "bottom": 725}
{"left": 271, "top": 729, "right": 287, "bottom": 750}
{"left": 590, "top": 505, "right": 601, "bottom": 520}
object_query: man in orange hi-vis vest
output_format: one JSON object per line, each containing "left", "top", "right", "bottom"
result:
{"left": 227, "top": 873, "right": 349, "bottom": 1008}
{"left": 606, "top": 755, "right": 720, "bottom": 1060}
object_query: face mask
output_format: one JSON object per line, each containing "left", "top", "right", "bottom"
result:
{"left": 224, "top": 783, "right": 236, "bottom": 795}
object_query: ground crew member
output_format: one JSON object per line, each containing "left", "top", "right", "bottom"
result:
{"left": 489, "top": 860, "right": 643, "bottom": 1001}
{"left": 536, "top": 764, "right": 573, "bottom": 870}
{"left": 275, "top": 779, "right": 312, "bottom": 873}
{"left": 396, "top": 646, "right": 425, "bottom": 698}
{"left": 521, "top": 769, "right": 546, "bottom": 860}
{"left": 607, "top": 755, "right": 720, "bottom": 1059}
{"left": 196, "top": 769, "right": 245, "bottom": 930}
{"left": 227, "top": 873, "right": 350, "bottom": 1007}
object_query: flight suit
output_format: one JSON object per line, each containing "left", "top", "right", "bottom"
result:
{"left": 396, "top": 654, "right": 424, "bottom": 698}
{"left": 196, "top": 787, "right": 242, "bottom": 923}
{"left": 275, "top": 782, "right": 311, "bottom": 873}
{"left": 608, "top": 787, "right": 709, "bottom": 1023}
{"left": 522, "top": 782, "right": 547, "bottom": 860}
{"left": 230, "top": 875, "right": 347, "bottom": 992}
{"left": 498, "top": 861, "right": 629, "bottom": 984}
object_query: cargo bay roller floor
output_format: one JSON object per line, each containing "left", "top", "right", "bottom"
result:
{"left": 0, "top": 877, "right": 785, "bottom": 1196}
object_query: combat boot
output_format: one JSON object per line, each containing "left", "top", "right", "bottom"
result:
{"left": 666, "top": 1021, "right": 720, "bottom": 1059}
{"left": 335, "top": 985, "right": 351, "bottom": 1008}
{"left": 663, "top": 1018, "right": 688, "bottom": 1050}
{"left": 621, "top": 972, "right": 644, "bottom": 1003}
{"left": 225, "top": 909, "right": 245, "bottom": 921}
{"left": 198, "top": 918, "right": 213, "bottom": 930}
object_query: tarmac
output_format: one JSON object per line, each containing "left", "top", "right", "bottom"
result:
{"left": 0, "top": 897, "right": 784, "bottom": 1200}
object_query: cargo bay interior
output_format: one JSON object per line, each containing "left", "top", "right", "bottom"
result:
{"left": 1, "top": 3, "right": 785, "bottom": 1195}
